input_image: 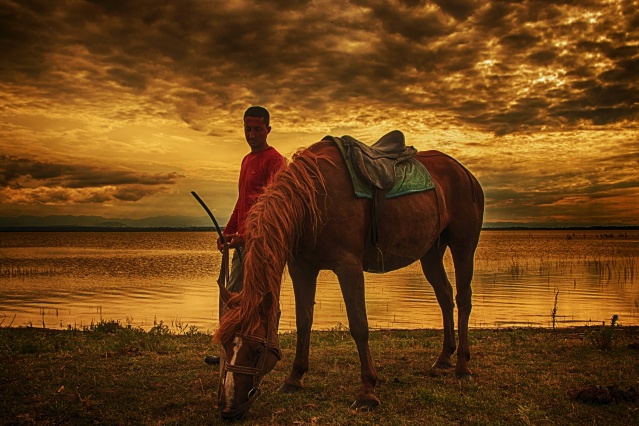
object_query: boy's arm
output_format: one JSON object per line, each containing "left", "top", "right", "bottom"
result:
{"left": 224, "top": 205, "right": 239, "bottom": 236}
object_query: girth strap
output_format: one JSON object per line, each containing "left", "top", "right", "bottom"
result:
{"left": 364, "top": 188, "right": 387, "bottom": 273}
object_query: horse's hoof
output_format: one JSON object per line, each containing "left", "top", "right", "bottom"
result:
{"left": 456, "top": 372, "right": 473, "bottom": 382}
{"left": 278, "top": 382, "right": 303, "bottom": 393}
{"left": 431, "top": 360, "right": 453, "bottom": 370}
{"left": 349, "top": 396, "right": 380, "bottom": 412}
{"left": 428, "top": 367, "right": 446, "bottom": 377}
{"left": 204, "top": 355, "right": 220, "bottom": 365}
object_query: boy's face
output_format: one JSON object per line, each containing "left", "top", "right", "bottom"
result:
{"left": 244, "top": 116, "right": 271, "bottom": 152}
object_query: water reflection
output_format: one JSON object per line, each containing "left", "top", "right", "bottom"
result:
{"left": 1, "top": 230, "right": 637, "bottom": 331}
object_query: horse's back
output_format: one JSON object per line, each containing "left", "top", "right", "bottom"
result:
{"left": 297, "top": 141, "right": 482, "bottom": 270}
{"left": 415, "top": 149, "right": 484, "bottom": 209}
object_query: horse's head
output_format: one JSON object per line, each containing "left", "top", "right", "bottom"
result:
{"left": 216, "top": 291, "right": 281, "bottom": 421}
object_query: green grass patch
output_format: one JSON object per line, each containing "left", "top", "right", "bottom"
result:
{"left": 1, "top": 325, "right": 638, "bottom": 425}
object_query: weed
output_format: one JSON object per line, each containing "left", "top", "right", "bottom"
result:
{"left": 171, "top": 318, "right": 201, "bottom": 336}
{"left": 1, "top": 266, "right": 59, "bottom": 277}
{"left": 88, "top": 319, "right": 128, "bottom": 333}
{"left": 149, "top": 319, "right": 171, "bottom": 335}
{"left": 0, "top": 314, "right": 16, "bottom": 327}
{"left": 587, "top": 314, "right": 620, "bottom": 350}
{"left": 517, "top": 403, "right": 548, "bottom": 426}
{"left": 329, "top": 322, "right": 349, "bottom": 332}
{"left": 508, "top": 258, "right": 524, "bottom": 278}
{"left": 550, "top": 289, "right": 559, "bottom": 330}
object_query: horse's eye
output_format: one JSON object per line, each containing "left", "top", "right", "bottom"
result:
{"left": 248, "top": 344, "right": 265, "bottom": 361}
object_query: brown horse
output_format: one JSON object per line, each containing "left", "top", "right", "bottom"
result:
{"left": 214, "top": 139, "right": 484, "bottom": 420}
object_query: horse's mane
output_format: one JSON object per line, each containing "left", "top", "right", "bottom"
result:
{"left": 214, "top": 146, "right": 330, "bottom": 343}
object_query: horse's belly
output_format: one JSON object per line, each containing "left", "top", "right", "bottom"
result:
{"left": 360, "top": 190, "right": 440, "bottom": 271}
{"left": 364, "top": 256, "right": 418, "bottom": 273}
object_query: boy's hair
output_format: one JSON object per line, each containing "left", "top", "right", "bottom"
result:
{"left": 244, "top": 106, "right": 270, "bottom": 127}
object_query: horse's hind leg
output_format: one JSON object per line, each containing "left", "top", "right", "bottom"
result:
{"left": 279, "top": 262, "right": 319, "bottom": 393}
{"left": 450, "top": 246, "right": 475, "bottom": 378}
{"left": 420, "top": 242, "right": 456, "bottom": 370}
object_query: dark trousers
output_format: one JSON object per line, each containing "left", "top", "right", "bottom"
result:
{"left": 227, "top": 247, "right": 244, "bottom": 293}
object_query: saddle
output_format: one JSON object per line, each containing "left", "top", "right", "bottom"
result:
{"left": 340, "top": 130, "right": 417, "bottom": 190}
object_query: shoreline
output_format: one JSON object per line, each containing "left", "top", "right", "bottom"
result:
{"left": 2, "top": 225, "right": 639, "bottom": 232}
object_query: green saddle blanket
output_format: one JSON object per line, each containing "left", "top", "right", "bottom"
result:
{"left": 328, "top": 135, "right": 435, "bottom": 199}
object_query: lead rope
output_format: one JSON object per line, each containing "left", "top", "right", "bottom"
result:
{"left": 217, "top": 239, "right": 229, "bottom": 409}
{"left": 218, "top": 240, "right": 230, "bottom": 291}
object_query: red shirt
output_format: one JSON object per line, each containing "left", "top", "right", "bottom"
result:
{"left": 224, "top": 146, "right": 285, "bottom": 236}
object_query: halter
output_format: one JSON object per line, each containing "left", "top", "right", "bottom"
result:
{"left": 217, "top": 325, "right": 282, "bottom": 418}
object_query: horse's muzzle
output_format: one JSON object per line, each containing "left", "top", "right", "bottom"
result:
{"left": 219, "top": 387, "right": 261, "bottom": 421}
{"left": 220, "top": 409, "right": 246, "bottom": 422}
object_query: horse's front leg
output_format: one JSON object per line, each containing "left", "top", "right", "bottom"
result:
{"left": 279, "top": 262, "right": 319, "bottom": 393}
{"left": 335, "top": 260, "right": 379, "bottom": 411}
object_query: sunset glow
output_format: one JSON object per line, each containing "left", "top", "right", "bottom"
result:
{"left": 0, "top": 0, "right": 637, "bottom": 227}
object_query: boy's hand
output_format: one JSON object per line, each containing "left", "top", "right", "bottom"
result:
{"left": 216, "top": 236, "right": 226, "bottom": 251}
{"left": 227, "top": 233, "right": 245, "bottom": 248}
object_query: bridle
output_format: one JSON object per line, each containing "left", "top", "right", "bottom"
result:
{"left": 218, "top": 325, "right": 282, "bottom": 418}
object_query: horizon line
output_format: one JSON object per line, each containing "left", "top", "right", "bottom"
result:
{"left": 2, "top": 225, "right": 639, "bottom": 232}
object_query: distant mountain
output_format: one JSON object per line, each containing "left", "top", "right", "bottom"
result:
{"left": 0, "top": 215, "right": 226, "bottom": 228}
{"left": 95, "top": 221, "right": 130, "bottom": 227}
{"left": 482, "top": 222, "right": 639, "bottom": 230}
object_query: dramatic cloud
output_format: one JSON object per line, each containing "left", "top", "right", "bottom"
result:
{"left": 0, "top": 155, "right": 182, "bottom": 204}
{"left": 0, "top": 0, "right": 637, "bottom": 226}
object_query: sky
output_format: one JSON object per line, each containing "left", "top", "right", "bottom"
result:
{"left": 0, "top": 0, "right": 638, "bottom": 228}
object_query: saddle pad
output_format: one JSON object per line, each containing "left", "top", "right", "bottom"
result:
{"left": 330, "top": 136, "right": 435, "bottom": 199}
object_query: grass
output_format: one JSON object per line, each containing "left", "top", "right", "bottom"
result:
{"left": 1, "top": 323, "right": 638, "bottom": 425}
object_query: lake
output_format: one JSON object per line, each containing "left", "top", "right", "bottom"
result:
{"left": 1, "top": 230, "right": 638, "bottom": 332}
